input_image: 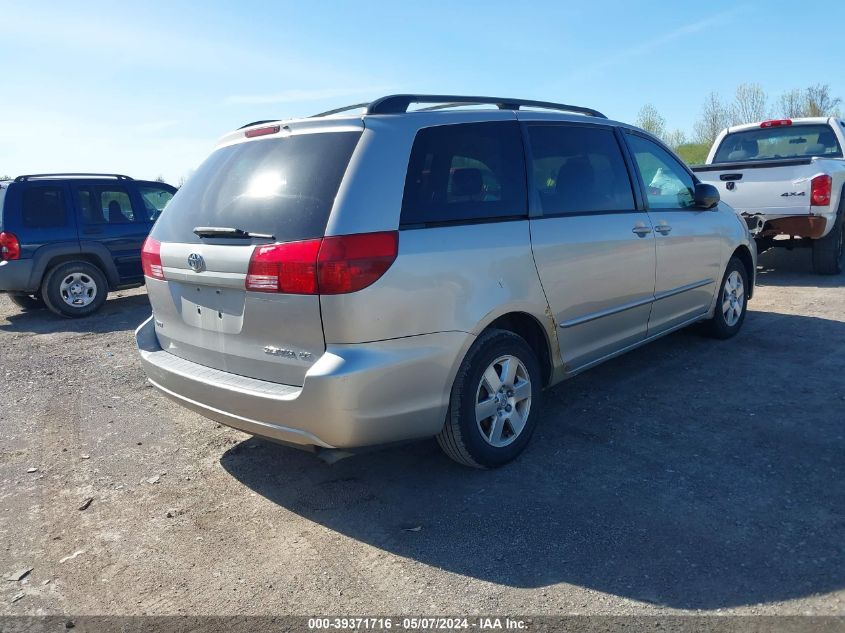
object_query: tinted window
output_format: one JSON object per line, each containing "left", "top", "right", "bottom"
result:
{"left": 152, "top": 132, "right": 362, "bottom": 244}
{"left": 713, "top": 124, "right": 842, "bottom": 163}
{"left": 400, "top": 121, "right": 527, "bottom": 225}
{"left": 138, "top": 185, "right": 174, "bottom": 222}
{"left": 77, "top": 187, "right": 136, "bottom": 224}
{"left": 22, "top": 187, "right": 67, "bottom": 228}
{"left": 626, "top": 134, "right": 696, "bottom": 209}
{"left": 527, "top": 125, "right": 634, "bottom": 214}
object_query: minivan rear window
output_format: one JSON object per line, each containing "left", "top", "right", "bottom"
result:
{"left": 151, "top": 131, "right": 362, "bottom": 244}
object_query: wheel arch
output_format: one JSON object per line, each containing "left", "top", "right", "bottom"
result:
{"left": 731, "top": 244, "right": 755, "bottom": 299}
{"left": 482, "top": 311, "right": 555, "bottom": 387}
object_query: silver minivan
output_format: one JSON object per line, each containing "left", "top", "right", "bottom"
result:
{"left": 136, "top": 94, "right": 755, "bottom": 468}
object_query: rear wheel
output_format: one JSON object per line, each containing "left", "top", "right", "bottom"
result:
{"left": 811, "top": 213, "right": 844, "bottom": 275}
{"left": 41, "top": 261, "right": 108, "bottom": 318}
{"left": 703, "top": 256, "right": 748, "bottom": 339}
{"left": 437, "top": 329, "right": 542, "bottom": 468}
{"left": 7, "top": 293, "right": 44, "bottom": 311}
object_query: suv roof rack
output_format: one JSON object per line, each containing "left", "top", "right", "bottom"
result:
{"left": 14, "top": 173, "right": 133, "bottom": 182}
{"left": 368, "top": 94, "right": 607, "bottom": 118}
{"left": 307, "top": 94, "right": 607, "bottom": 119}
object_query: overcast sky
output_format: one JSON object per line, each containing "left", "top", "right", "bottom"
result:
{"left": 3, "top": 0, "right": 844, "bottom": 184}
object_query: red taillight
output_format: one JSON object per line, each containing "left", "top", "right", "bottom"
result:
{"left": 0, "top": 231, "right": 20, "bottom": 261}
{"left": 244, "top": 125, "right": 280, "bottom": 138}
{"left": 141, "top": 237, "right": 164, "bottom": 279}
{"left": 246, "top": 239, "right": 321, "bottom": 294}
{"left": 317, "top": 232, "right": 398, "bottom": 294}
{"left": 760, "top": 119, "right": 792, "bottom": 128}
{"left": 811, "top": 174, "right": 832, "bottom": 206}
{"left": 245, "top": 231, "right": 398, "bottom": 295}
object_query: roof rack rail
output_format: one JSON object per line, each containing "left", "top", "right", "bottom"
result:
{"left": 365, "top": 94, "right": 607, "bottom": 118}
{"left": 310, "top": 102, "right": 370, "bottom": 118}
{"left": 14, "top": 173, "right": 133, "bottom": 182}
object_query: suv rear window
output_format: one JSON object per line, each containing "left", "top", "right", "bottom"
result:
{"left": 151, "top": 131, "right": 362, "bottom": 244}
{"left": 400, "top": 121, "right": 527, "bottom": 226}
{"left": 713, "top": 124, "right": 843, "bottom": 163}
{"left": 23, "top": 187, "right": 67, "bottom": 228}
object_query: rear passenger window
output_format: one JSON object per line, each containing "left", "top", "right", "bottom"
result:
{"left": 527, "top": 125, "right": 635, "bottom": 215}
{"left": 22, "top": 187, "right": 67, "bottom": 228}
{"left": 400, "top": 121, "right": 527, "bottom": 226}
{"left": 137, "top": 185, "right": 174, "bottom": 222}
{"left": 77, "top": 187, "right": 136, "bottom": 224}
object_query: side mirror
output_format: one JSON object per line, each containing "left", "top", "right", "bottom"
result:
{"left": 695, "top": 183, "right": 720, "bottom": 210}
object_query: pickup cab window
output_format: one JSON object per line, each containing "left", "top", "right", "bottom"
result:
{"left": 713, "top": 124, "right": 843, "bottom": 163}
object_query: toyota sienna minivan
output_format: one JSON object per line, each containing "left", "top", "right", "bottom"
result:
{"left": 136, "top": 94, "right": 755, "bottom": 468}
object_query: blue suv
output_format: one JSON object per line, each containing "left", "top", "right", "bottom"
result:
{"left": 0, "top": 173, "right": 176, "bottom": 317}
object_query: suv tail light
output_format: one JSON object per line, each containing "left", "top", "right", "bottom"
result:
{"left": 246, "top": 231, "right": 398, "bottom": 295}
{"left": 0, "top": 232, "right": 20, "bottom": 261}
{"left": 811, "top": 174, "right": 832, "bottom": 206}
{"left": 141, "top": 237, "right": 164, "bottom": 279}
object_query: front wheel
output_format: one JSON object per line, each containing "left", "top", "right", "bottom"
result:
{"left": 41, "top": 261, "right": 108, "bottom": 318}
{"left": 703, "top": 256, "right": 748, "bottom": 339}
{"left": 437, "top": 329, "right": 542, "bottom": 468}
{"left": 7, "top": 293, "right": 45, "bottom": 311}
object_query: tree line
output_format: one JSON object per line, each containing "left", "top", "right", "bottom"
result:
{"left": 636, "top": 83, "right": 842, "bottom": 164}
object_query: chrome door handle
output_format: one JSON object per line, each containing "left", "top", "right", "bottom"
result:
{"left": 655, "top": 225, "right": 673, "bottom": 235}
{"left": 632, "top": 226, "right": 652, "bottom": 237}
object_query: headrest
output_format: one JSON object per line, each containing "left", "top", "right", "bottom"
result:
{"left": 451, "top": 168, "right": 483, "bottom": 197}
{"left": 557, "top": 157, "right": 594, "bottom": 192}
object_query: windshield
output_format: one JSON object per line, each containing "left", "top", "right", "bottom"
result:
{"left": 712, "top": 124, "right": 842, "bottom": 164}
{"left": 151, "top": 131, "right": 362, "bottom": 244}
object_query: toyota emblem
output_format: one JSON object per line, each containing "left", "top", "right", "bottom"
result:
{"left": 187, "top": 253, "right": 205, "bottom": 272}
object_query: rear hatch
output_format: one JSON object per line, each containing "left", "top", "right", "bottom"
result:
{"left": 145, "top": 123, "right": 363, "bottom": 386}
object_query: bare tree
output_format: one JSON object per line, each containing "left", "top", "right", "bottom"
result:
{"left": 635, "top": 104, "right": 667, "bottom": 139}
{"left": 155, "top": 174, "right": 167, "bottom": 183}
{"left": 804, "top": 84, "right": 842, "bottom": 117}
{"left": 778, "top": 89, "right": 805, "bottom": 118}
{"left": 732, "top": 83, "right": 768, "bottom": 124}
{"left": 664, "top": 129, "right": 687, "bottom": 150}
{"left": 694, "top": 92, "right": 732, "bottom": 145}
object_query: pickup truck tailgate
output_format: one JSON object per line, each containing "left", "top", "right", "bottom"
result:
{"left": 693, "top": 159, "right": 814, "bottom": 217}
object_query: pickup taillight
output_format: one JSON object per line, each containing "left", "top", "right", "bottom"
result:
{"left": 0, "top": 232, "right": 20, "bottom": 261}
{"left": 811, "top": 175, "right": 832, "bottom": 207}
{"left": 246, "top": 231, "right": 399, "bottom": 295}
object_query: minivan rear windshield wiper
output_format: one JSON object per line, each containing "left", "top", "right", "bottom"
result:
{"left": 192, "top": 226, "right": 275, "bottom": 240}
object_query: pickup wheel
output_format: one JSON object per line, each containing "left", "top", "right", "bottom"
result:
{"left": 41, "top": 261, "right": 108, "bottom": 318}
{"left": 811, "top": 211, "right": 844, "bottom": 275}
{"left": 7, "top": 293, "right": 45, "bottom": 311}
{"left": 704, "top": 256, "right": 748, "bottom": 340}
{"left": 437, "top": 329, "right": 542, "bottom": 469}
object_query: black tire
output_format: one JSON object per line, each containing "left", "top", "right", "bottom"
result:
{"left": 437, "top": 329, "right": 542, "bottom": 468}
{"left": 7, "top": 292, "right": 45, "bottom": 311}
{"left": 811, "top": 211, "right": 844, "bottom": 275}
{"left": 41, "top": 261, "right": 108, "bottom": 318}
{"left": 703, "top": 256, "right": 749, "bottom": 340}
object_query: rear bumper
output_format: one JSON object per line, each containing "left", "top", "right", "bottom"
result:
{"left": 135, "top": 316, "right": 469, "bottom": 449}
{"left": 761, "top": 215, "right": 830, "bottom": 239}
{"left": 0, "top": 259, "right": 36, "bottom": 293}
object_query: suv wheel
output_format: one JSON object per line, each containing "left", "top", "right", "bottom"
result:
{"left": 7, "top": 293, "right": 45, "bottom": 311}
{"left": 41, "top": 261, "right": 108, "bottom": 318}
{"left": 437, "top": 329, "right": 542, "bottom": 468}
{"left": 704, "top": 256, "right": 748, "bottom": 339}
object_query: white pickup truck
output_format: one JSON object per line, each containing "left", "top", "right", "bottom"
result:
{"left": 692, "top": 117, "right": 845, "bottom": 274}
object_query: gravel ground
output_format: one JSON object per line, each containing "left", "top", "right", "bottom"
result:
{"left": 0, "top": 248, "right": 843, "bottom": 617}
